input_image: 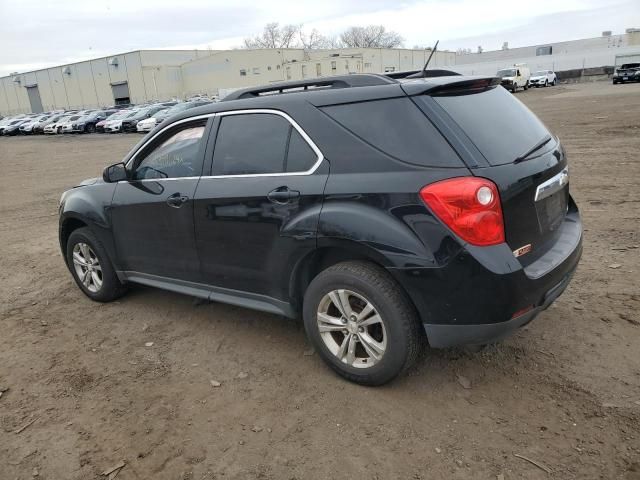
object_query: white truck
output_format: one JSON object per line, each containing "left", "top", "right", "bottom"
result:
{"left": 497, "top": 64, "right": 531, "bottom": 93}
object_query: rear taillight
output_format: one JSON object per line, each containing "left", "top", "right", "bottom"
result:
{"left": 419, "top": 177, "right": 505, "bottom": 246}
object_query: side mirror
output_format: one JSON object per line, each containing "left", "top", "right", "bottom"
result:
{"left": 103, "top": 162, "right": 128, "bottom": 183}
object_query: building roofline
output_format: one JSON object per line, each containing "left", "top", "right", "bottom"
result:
{"left": 0, "top": 48, "right": 217, "bottom": 80}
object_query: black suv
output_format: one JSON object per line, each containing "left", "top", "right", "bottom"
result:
{"left": 612, "top": 63, "right": 640, "bottom": 84}
{"left": 59, "top": 74, "right": 582, "bottom": 385}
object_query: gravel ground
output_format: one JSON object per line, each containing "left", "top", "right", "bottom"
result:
{"left": 0, "top": 81, "right": 639, "bottom": 480}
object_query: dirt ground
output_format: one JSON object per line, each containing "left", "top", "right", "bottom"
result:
{"left": 1, "top": 81, "right": 639, "bottom": 480}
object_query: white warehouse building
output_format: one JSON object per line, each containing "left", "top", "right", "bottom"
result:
{"left": 453, "top": 30, "right": 640, "bottom": 76}
{"left": 0, "top": 48, "right": 455, "bottom": 115}
{"left": 1, "top": 30, "right": 639, "bottom": 116}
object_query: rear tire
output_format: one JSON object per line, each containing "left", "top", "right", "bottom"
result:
{"left": 303, "top": 261, "right": 422, "bottom": 386}
{"left": 66, "top": 227, "right": 127, "bottom": 302}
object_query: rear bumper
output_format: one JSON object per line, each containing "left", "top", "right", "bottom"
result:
{"left": 423, "top": 259, "right": 578, "bottom": 347}
{"left": 389, "top": 205, "right": 582, "bottom": 348}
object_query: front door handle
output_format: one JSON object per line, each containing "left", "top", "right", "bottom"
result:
{"left": 267, "top": 187, "right": 301, "bottom": 204}
{"left": 167, "top": 192, "right": 189, "bottom": 208}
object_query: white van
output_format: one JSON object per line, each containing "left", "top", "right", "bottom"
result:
{"left": 497, "top": 64, "right": 531, "bottom": 93}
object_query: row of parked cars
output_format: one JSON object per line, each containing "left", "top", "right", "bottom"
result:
{"left": 0, "top": 97, "right": 215, "bottom": 137}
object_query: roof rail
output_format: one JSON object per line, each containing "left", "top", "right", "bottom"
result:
{"left": 221, "top": 74, "right": 398, "bottom": 101}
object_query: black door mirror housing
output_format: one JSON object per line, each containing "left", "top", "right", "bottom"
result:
{"left": 103, "top": 162, "right": 128, "bottom": 183}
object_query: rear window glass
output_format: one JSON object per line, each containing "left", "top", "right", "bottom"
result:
{"left": 433, "top": 86, "right": 551, "bottom": 166}
{"left": 286, "top": 129, "right": 317, "bottom": 172}
{"left": 321, "top": 97, "right": 460, "bottom": 168}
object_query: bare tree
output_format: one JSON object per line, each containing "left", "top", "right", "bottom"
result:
{"left": 339, "top": 25, "right": 403, "bottom": 48}
{"left": 244, "top": 22, "right": 301, "bottom": 49}
{"left": 299, "top": 28, "right": 331, "bottom": 50}
{"left": 244, "top": 23, "right": 403, "bottom": 50}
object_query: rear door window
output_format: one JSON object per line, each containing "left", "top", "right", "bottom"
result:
{"left": 286, "top": 129, "right": 317, "bottom": 172}
{"left": 320, "top": 97, "right": 460, "bottom": 168}
{"left": 212, "top": 113, "right": 319, "bottom": 175}
{"left": 433, "top": 86, "right": 551, "bottom": 165}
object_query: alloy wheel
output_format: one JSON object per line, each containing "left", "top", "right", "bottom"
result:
{"left": 316, "top": 289, "right": 387, "bottom": 368}
{"left": 72, "top": 243, "right": 103, "bottom": 293}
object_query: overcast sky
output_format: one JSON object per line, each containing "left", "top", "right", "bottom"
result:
{"left": 0, "top": 0, "right": 638, "bottom": 76}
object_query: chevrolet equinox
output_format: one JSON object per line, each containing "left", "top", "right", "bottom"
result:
{"left": 59, "top": 73, "right": 582, "bottom": 385}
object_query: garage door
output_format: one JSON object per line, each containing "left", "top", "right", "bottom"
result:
{"left": 26, "top": 86, "right": 44, "bottom": 113}
{"left": 111, "top": 82, "right": 130, "bottom": 105}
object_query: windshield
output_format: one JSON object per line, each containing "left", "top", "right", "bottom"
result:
{"left": 497, "top": 69, "right": 516, "bottom": 77}
{"left": 433, "top": 86, "right": 551, "bottom": 166}
{"left": 165, "top": 103, "right": 190, "bottom": 114}
{"left": 533, "top": 71, "right": 547, "bottom": 76}
{"left": 620, "top": 63, "right": 640, "bottom": 69}
{"left": 110, "top": 111, "right": 135, "bottom": 120}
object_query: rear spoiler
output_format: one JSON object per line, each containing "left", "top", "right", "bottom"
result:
{"left": 400, "top": 77, "right": 501, "bottom": 96}
{"left": 385, "top": 69, "right": 462, "bottom": 79}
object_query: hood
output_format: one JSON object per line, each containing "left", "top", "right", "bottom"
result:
{"left": 75, "top": 177, "right": 104, "bottom": 188}
{"left": 530, "top": 75, "right": 546, "bottom": 80}
{"left": 501, "top": 76, "right": 515, "bottom": 81}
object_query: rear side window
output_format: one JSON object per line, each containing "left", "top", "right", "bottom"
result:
{"left": 212, "top": 113, "right": 318, "bottom": 175}
{"left": 286, "top": 129, "right": 316, "bottom": 172}
{"left": 433, "top": 86, "right": 551, "bottom": 166}
{"left": 321, "top": 97, "right": 459, "bottom": 167}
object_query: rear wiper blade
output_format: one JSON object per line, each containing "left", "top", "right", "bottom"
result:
{"left": 514, "top": 135, "right": 553, "bottom": 163}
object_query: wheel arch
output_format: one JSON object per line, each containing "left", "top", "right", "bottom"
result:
{"left": 288, "top": 241, "right": 415, "bottom": 316}
{"left": 59, "top": 214, "right": 90, "bottom": 264}
{"left": 59, "top": 210, "right": 118, "bottom": 271}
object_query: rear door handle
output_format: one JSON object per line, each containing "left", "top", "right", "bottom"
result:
{"left": 267, "top": 187, "right": 300, "bottom": 204}
{"left": 167, "top": 192, "right": 189, "bottom": 208}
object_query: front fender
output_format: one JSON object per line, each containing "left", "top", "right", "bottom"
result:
{"left": 59, "top": 182, "right": 118, "bottom": 266}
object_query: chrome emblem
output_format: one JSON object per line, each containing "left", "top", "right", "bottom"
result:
{"left": 535, "top": 167, "right": 569, "bottom": 202}
{"left": 513, "top": 244, "right": 532, "bottom": 257}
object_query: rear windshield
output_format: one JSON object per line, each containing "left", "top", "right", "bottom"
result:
{"left": 433, "top": 86, "right": 551, "bottom": 165}
{"left": 320, "top": 97, "right": 462, "bottom": 168}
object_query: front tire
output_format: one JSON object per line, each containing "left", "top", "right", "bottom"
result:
{"left": 86, "top": 123, "right": 96, "bottom": 133}
{"left": 66, "top": 227, "right": 127, "bottom": 302}
{"left": 303, "top": 261, "right": 422, "bottom": 386}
